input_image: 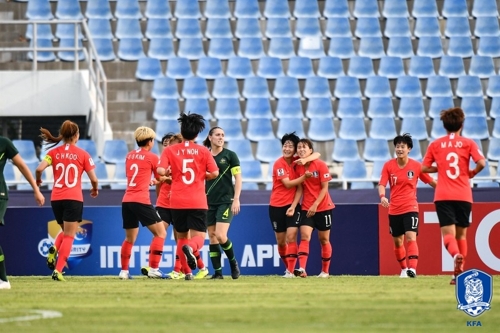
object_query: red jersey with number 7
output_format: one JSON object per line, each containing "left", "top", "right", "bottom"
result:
{"left": 422, "top": 133, "right": 484, "bottom": 203}
{"left": 122, "top": 148, "right": 159, "bottom": 205}
{"left": 158, "top": 141, "right": 218, "bottom": 209}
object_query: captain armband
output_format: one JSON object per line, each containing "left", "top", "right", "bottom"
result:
{"left": 231, "top": 166, "right": 241, "bottom": 175}
{"left": 43, "top": 155, "right": 52, "bottom": 165}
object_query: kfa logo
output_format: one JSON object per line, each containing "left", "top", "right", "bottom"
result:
{"left": 456, "top": 269, "right": 492, "bottom": 317}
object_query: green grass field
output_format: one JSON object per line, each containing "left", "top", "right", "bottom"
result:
{"left": 0, "top": 275, "right": 498, "bottom": 333}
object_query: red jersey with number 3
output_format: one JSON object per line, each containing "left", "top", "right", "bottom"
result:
{"left": 158, "top": 141, "right": 218, "bottom": 209}
{"left": 422, "top": 133, "right": 484, "bottom": 203}
{"left": 122, "top": 148, "right": 159, "bottom": 205}
{"left": 269, "top": 156, "right": 298, "bottom": 207}
{"left": 47, "top": 143, "right": 95, "bottom": 202}
{"left": 295, "top": 160, "right": 334, "bottom": 212}
{"left": 379, "top": 158, "right": 433, "bottom": 215}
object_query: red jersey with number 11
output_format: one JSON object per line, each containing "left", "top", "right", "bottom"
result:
{"left": 122, "top": 148, "right": 159, "bottom": 205}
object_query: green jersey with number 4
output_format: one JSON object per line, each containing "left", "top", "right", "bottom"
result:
{"left": 206, "top": 148, "right": 240, "bottom": 205}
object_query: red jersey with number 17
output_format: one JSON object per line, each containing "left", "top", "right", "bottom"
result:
{"left": 422, "top": 133, "right": 484, "bottom": 203}
{"left": 122, "top": 148, "right": 159, "bottom": 205}
{"left": 158, "top": 141, "right": 218, "bottom": 209}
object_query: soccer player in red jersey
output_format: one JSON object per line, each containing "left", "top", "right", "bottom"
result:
{"left": 378, "top": 134, "right": 436, "bottom": 278}
{"left": 421, "top": 107, "right": 485, "bottom": 284}
{"left": 293, "top": 139, "right": 334, "bottom": 278}
{"left": 119, "top": 126, "right": 168, "bottom": 279}
{"left": 157, "top": 113, "right": 219, "bottom": 280}
{"left": 35, "top": 120, "right": 98, "bottom": 281}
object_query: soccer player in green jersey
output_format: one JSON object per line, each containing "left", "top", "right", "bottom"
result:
{"left": 203, "top": 127, "right": 242, "bottom": 279}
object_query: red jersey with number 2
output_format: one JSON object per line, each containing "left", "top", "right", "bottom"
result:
{"left": 295, "top": 160, "right": 334, "bottom": 212}
{"left": 122, "top": 148, "right": 159, "bottom": 205}
{"left": 422, "top": 133, "right": 484, "bottom": 203}
{"left": 158, "top": 141, "right": 218, "bottom": 209}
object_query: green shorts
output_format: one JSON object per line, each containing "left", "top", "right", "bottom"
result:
{"left": 0, "top": 199, "right": 7, "bottom": 226}
{"left": 207, "top": 203, "right": 233, "bottom": 226}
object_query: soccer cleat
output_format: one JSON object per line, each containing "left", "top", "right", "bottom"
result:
{"left": 119, "top": 270, "right": 133, "bottom": 280}
{"left": 51, "top": 270, "right": 65, "bottom": 281}
{"left": 293, "top": 268, "right": 307, "bottom": 278}
{"left": 182, "top": 245, "right": 197, "bottom": 270}
{"left": 194, "top": 267, "right": 209, "bottom": 280}
{"left": 166, "top": 271, "right": 183, "bottom": 280}
{"left": 210, "top": 273, "right": 224, "bottom": 279}
{"left": 450, "top": 275, "right": 456, "bottom": 285}
{"left": 406, "top": 268, "right": 417, "bottom": 278}
{"left": 317, "top": 272, "right": 330, "bottom": 278}
{"left": 400, "top": 268, "right": 409, "bottom": 278}
{"left": 184, "top": 273, "right": 194, "bottom": 280}
{"left": 230, "top": 260, "right": 240, "bottom": 279}
{"left": 0, "top": 280, "right": 11, "bottom": 290}
{"left": 282, "top": 270, "right": 294, "bottom": 278}
{"left": 453, "top": 254, "right": 464, "bottom": 277}
{"left": 46, "top": 245, "right": 57, "bottom": 270}
{"left": 140, "top": 267, "right": 149, "bottom": 276}
{"left": 148, "top": 268, "right": 171, "bottom": 279}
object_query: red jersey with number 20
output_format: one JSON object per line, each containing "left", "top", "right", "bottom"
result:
{"left": 46, "top": 143, "right": 95, "bottom": 202}
{"left": 295, "top": 160, "right": 334, "bottom": 212}
{"left": 122, "top": 148, "right": 159, "bottom": 205}
{"left": 158, "top": 141, "right": 218, "bottom": 209}
{"left": 422, "top": 133, "right": 484, "bottom": 203}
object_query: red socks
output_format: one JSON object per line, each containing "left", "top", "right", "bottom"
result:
{"left": 188, "top": 236, "right": 205, "bottom": 269}
{"left": 443, "top": 234, "right": 460, "bottom": 258}
{"left": 120, "top": 240, "right": 133, "bottom": 270}
{"left": 457, "top": 238, "right": 468, "bottom": 268}
{"left": 55, "top": 235, "right": 74, "bottom": 272}
{"left": 54, "top": 232, "right": 64, "bottom": 250}
{"left": 321, "top": 243, "right": 332, "bottom": 273}
{"left": 176, "top": 238, "right": 191, "bottom": 274}
{"left": 148, "top": 237, "right": 165, "bottom": 269}
{"left": 297, "top": 240, "right": 310, "bottom": 269}
{"left": 394, "top": 245, "right": 407, "bottom": 269}
{"left": 406, "top": 240, "right": 419, "bottom": 270}
{"left": 286, "top": 242, "right": 297, "bottom": 273}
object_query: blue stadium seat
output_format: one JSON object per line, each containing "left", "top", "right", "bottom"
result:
{"left": 146, "top": 19, "right": 172, "bottom": 39}
{"left": 82, "top": 161, "right": 108, "bottom": 189}
{"left": 85, "top": 0, "right": 112, "bottom": 19}
{"left": 212, "top": 77, "right": 240, "bottom": 99}
{"left": 287, "top": 56, "right": 314, "bottom": 78}
{"left": 267, "top": 37, "right": 295, "bottom": 59}
{"left": 369, "top": 117, "right": 397, "bottom": 140}
{"left": 273, "top": 77, "right": 301, "bottom": 98}
{"left": 238, "top": 37, "right": 266, "bottom": 59}
{"left": 242, "top": 77, "right": 270, "bottom": 98}
{"left": 487, "top": 137, "right": 500, "bottom": 161}
{"left": 371, "top": 160, "right": 385, "bottom": 180}
{"left": 462, "top": 116, "right": 489, "bottom": 139}
{"left": 476, "top": 181, "right": 499, "bottom": 188}
{"left": 256, "top": 139, "right": 282, "bottom": 163}
{"left": 28, "top": 39, "right": 56, "bottom": 62}
{"left": 438, "top": 55, "right": 465, "bottom": 78}
{"left": 304, "top": 77, "right": 331, "bottom": 98}
{"left": 363, "top": 138, "right": 391, "bottom": 161}
{"left": 492, "top": 97, "right": 500, "bottom": 119}
{"left": 335, "top": 76, "right": 362, "bottom": 98}
{"left": 469, "top": 55, "right": 496, "bottom": 78}
{"left": 386, "top": 36, "right": 414, "bottom": 59}
{"left": 155, "top": 120, "right": 181, "bottom": 141}
{"left": 87, "top": 19, "right": 112, "bottom": 39}
{"left": 306, "top": 98, "right": 334, "bottom": 119}
{"left": 111, "top": 162, "right": 127, "bottom": 189}
{"left": 382, "top": 0, "right": 409, "bottom": 18}
{"left": 327, "top": 37, "right": 356, "bottom": 59}
{"left": 398, "top": 97, "right": 425, "bottom": 118}
{"left": 115, "top": 0, "right": 142, "bottom": 19}
{"left": 177, "top": 37, "right": 205, "bottom": 59}
{"left": 235, "top": 18, "right": 261, "bottom": 38}
{"left": 474, "top": 16, "right": 500, "bottom": 37}
{"left": 317, "top": 56, "right": 344, "bottom": 78}
{"left": 367, "top": 97, "right": 395, "bottom": 118}
{"left": 456, "top": 76, "right": 483, "bottom": 97}
{"left": 263, "top": 0, "right": 290, "bottom": 18}
{"left": 395, "top": 76, "right": 422, "bottom": 98}
{"left": 197, "top": 57, "right": 223, "bottom": 79}
{"left": 115, "top": 19, "right": 142, "bottom": 39}
{"left": 417, "top": 37, "right": 444, "bottom": 58}
{"left": 425, "top": 76, "right": 452, "bottom": 98}
{"left": 365, "top": 76, "right": 392, "bottom": 98}
{"left": 477, "top": 36, "right": 500, "bottom": 58}
{"left": 444, "top": 17, "right": 471, "bottom": 37}
{"left": 355, "top": 17, "right": 382, "bottom": 38}
{"left": 26, "top": 23, "right": 53, "bottom": 40}
{"left": 442, "top": 0, "right": 469, "bottom": 17}
{"left": 493, "top": 118, "right": 500, "bottom": 138}
{"left": 344, "top": 163, "right": 372, "bottom": 189}
{"left": 257, "top": 56, "right": 285, "bottom": 78}
{"left": 412, "top": 0, "right": 438, "bottom": 18}
{"left": 324, "top": 17, "right": 351, "bottom": 38}
{"left": 102, "top": 140, "right": 129, "bottom": 164}
{"left": 205, "top": 0, "right": 231, "bottom": 19}
{"left": 3, "top": 162, "right": 16, "bottom": 183}
{"left": 26, "top": 0, "right": 53, "bottom": 20}
{"left": 214, "top": 98, "right": 242, "bottom": 120}
{"left": 176, "top": 19, "right": 202, "bottom": 39}
{"left": 461, "top": 96, "right": 487, "bottom": 117}
{"left": 400, "top": 116, "right": 428, "bottom": 140}
{"left": 246, "top": 118, "right": 276, "bottom": 141}
{"left": 174, "top": 0, "right": 201, "bottom": 19}
{"left": 408, "top": 139, "right": 423, "bottom": 161}
{"left": 227, "top": 57, "right": 254, "bottom": 78}
{"left": 240, "top": 161, "right": 262, "bottom": 181}
{"left": 408, "top": 55, "right": 435, "bottom": 78}
{"left": 226, "top": 139, "right": 255, "bottom": 161}
{"left": 148, "top": 37, "right": 175, "bottom": 60}
{"left": 234, "top": 0, "right": 260, "bottom": 19}
{"left": 414, "top": 17, "right": 440, "bottom": 37}
{"left": 487, "top": 76, "right": 500, "bottom": 97}
{"left": 347, "top": 56, "right": 375, "bottom": 78}
{"left": 337, "top": 97, "right": 364, "bottom": 118}
{"left": 56, "top": 0, "right": 82, "bottom": 19}
{"left": 93, "top": 38, "right": 115, "bottom": 61}
{"left": 331, "top": 138, "right": 361, "bottom": 162}
{"left": 297, "top": 36, "right": 325, "bottom": 59}
{"left": 153, "top": 98, "right": 180, "bottom": 120}
{"left": 378, "top": 56, "right": 405, "bottom": 78}
{"left": 245, "top": 98, "right": 273, "bottom": 119}
{"left": 339, "top": 117, "right": 367, "bottom": 140}
{"left": 152, "top": 77, "right": 179, "bottom": 99}
{"left": 295, "top": 18, "right": 321, "bottom": 38}
{"left": 324, "top": 0, "right": 349, "bottom": 18}
{"left": 353, "top": 0, "right": 380, "bottom": 18}
{"left": 76, "top": 139, "right": 99, "bottom": 162}
{"left": 276, "top": 118, "right": 305, "bottom": 139}
{"left": 358, "top": 37, "right": 386, "bottom": 59}
{"left": 308, "top": 117, "right": 336, "bottom": 141}
{"left": 384, "top": 17, "right": 411, "bottom": 37}
{"left": 145, "top": 0, "right": 171, "bottom": 19}
{"left": 472, "top": 0, "right": 499, "bottom": 18}
{"left": 293, "top": 0, "right": 320, "bottom": 18}
{"left": 184, "top": 98, "right": 212, "bottom": 120}
{"left": 165, "top": 57, "right": 193, "bottom": 79}
{"left": 182, "top": 77, "right": 209, "bottom": 99}
{"left": 205, "top": 18, "right": 232, "bottom": 39}
{"left": 135, "top": 57, "right": 163, "bottom": 80}
{"left": 12, "top": 140, "right": 39, "bottom": 164}
{"left": 275, "top": 98, "right": 303, "bottom": 119}
{"left": 428, "top": 96, "right": 454, "bottom": 119}
{"left": 208, "top": 37, "right": 236, "bottom": 59}
{"left": 448, "top": 36, "right": 474, "bottom": 58}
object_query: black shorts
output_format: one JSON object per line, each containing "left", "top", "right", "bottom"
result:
{"left": 207, "top": 203, "right": 234, "bottom": 226}
{"left": 300, "top": 209, "right": 332, "bottom": 231}
{"left": 269, "top": 204, "right": 302, "bottom": 233}
{"left": 122, "top": 202, "right": 162, "bottom": 229}
{"left": 388, "top": 212, "right": 419, "bottom": 237}
{"left": 51, "top": 200, "right": 83, "bottom": 224}
{"left": 171, "top": 209, "right": 207, "bottom": 233}
{"left": 156, "top": 207, "right": 173, "bottom": 226}
{"left": 435, "top": 201, "right": 472, "bottom": 228}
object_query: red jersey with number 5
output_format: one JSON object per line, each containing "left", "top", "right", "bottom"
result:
{"left": 122, "top": 148, "right": 159, "bottom": 205}
{"left": 47, "top": 143, "right": 95, "bottom": 202}
{"left": 422, "top": 133, "right": 484, "bottom": 202}
{"left": 158, "top": 141, "right": 218, "bottom": 209}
